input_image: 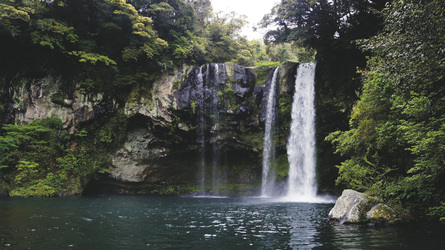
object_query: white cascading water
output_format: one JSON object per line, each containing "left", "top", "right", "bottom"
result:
{"left": 261, "top": 67, "right": 279, "bottom": 197}
{"left": 212, "top": 64, "right": 221, "bottom": 194}
{"left": 197, "top": 66, "right": 206, "bottom": 191}
{"left": 286, "top": 62, "right": 317, "bottom": 201}
{"left": 197, "top": 64, "right": 226, "bottom": 196}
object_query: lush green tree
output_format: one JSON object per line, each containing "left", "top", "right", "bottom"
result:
{"left": 263, "top": 0, "right": 389, "bottom": 109}
{"left": 127, "top": 0, "right": 208, "bottom": 64}
{"left": 263, "top": 42, "right": 315, "bottom": 63}
{"left": 0, "top": 118, "right": 71, "bottom": 196}
{"left": 0, "top": 0, "right": 168, "bottom": 94}
{"left": 328, "top": 0, "right": 445, "bottom": 220}
{"left": 0, "top": 0, "right": 34, "bottom": 37}
{"left": 204, "top": 11, "right": 246, "bottom": 63}
{"left": 189, "top": 0, "right": 212, "bottom": 36}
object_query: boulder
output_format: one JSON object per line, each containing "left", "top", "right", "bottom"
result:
{"left": 329, "top": 189, "right": 401, "bottom": 224}
{"left": 366, "top": 203, "right": 398, "bottom": 223}
{"left": 328, "top": 189, "right": 370, "bottom": 223}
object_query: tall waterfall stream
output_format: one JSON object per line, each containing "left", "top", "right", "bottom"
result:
{"left": 261, "top": 63, "right": 332, "bottom": 202}
{"left": 286, "top": 62, "right": 318, "bottom": 201}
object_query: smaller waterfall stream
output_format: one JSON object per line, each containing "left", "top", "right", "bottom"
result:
{"left": 197, "top": 66, "right": 206, "bottom": 191}
{"left": 212, "top": 64, "right": 222, "bottom": 194}
{"left": 286, "top": 62, "right": 317, "bottom": 201}
{"left": 196, "top": 64, "right": 226, "bottom": 196}
{"left": 261, "top": 67, "right": 279, "bottom": 197}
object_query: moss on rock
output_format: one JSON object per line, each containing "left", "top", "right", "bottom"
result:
{"left": 366, "top": 203, "right": 399, "bottom": 223}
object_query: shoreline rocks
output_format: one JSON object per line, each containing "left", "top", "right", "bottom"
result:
{"left": 328, "top": 189, "right": 400, "bottom": 224}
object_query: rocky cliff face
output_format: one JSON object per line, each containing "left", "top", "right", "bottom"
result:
{"left": 4, "top": 76, "right": 119, "bottom": 133}
{"left": 107, "top": 63, "right": 287, "bottom": 194}
{"left": 2, "top": 62, "right": 298, "bottom": 195}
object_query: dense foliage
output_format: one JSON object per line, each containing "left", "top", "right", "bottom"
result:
{"left": 0, "top": 0, "right": 273, "bottom": 96}
{"left": 0, "top": 118, "right": 90, "bottom": 196}
{"left": 0, "top": 112, "right": 127, "bottom": 196}
{"left": 0, "top": 0, "right": 169, "bottom": 93}
{"left": 327, "top": 0, "right": 445, "bottom": 221}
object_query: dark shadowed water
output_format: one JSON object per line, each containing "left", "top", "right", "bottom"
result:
{"left": 1, "top": 196, "right": 444, "bottom": 249}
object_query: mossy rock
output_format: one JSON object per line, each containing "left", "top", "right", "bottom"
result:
{"left": 366, "top": 203, "right": 399, "bottom": 224}
{"left": 278, "top": 61, "right": 298, "bottom": 94}
{"left": 253, "top": 65, "right": 275, "bottom": 85}
{"left": 271, "top": 154, "right": 289, "bottom": 179}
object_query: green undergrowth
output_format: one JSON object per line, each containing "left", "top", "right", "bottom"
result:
{"left": 253, "top": 65, "right": 277, "bottom": 85}
{"left": 271, "top": 154, "right": 290, "bottom": 180}
{"left": 0, "top": 111, "right": 127, "bottom": 197}
{"left": 237, "top": 130, "right": 264, "bottom": 153}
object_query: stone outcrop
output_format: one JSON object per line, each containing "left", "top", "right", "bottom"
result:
{"left": 173, "top": 63, "right": 257, "bottom": 120}
{"left": 124, "top": 65, "right": 193, "bottom": 128}
{"left": 9, "top": 76, "right": 118, "bottom": 133}
{"left": 109, "top": 125, "right": 167, "bottom": 182}
{"left": 328, "top": 189, "right": 400, "bottom": 224}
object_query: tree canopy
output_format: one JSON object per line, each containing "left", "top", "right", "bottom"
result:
{"left": 0, "top": 0, "right": 271, "bottom": 96}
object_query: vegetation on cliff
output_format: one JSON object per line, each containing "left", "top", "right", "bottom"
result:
{"left": 0, "top": 112, "right": 127, "bottom": 196}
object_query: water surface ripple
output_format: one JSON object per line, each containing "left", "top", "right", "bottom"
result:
{"left": 1, "top": 196, "right": 444, "bottom": 249}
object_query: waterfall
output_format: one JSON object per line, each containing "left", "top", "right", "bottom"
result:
{"left": 212, "top": 64, "right": 221, "bottom": 194}
{"left": 195, "top": 64, "right": 226, "bottom": 195}
{"left": 197, "top": 66, "right": 206, "bottom": 191}
{"left": 261, "top": 67, "right": 279, "bottom": 197}
{"left": 286, "top": 62, "right": 317, "bottom": 201}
